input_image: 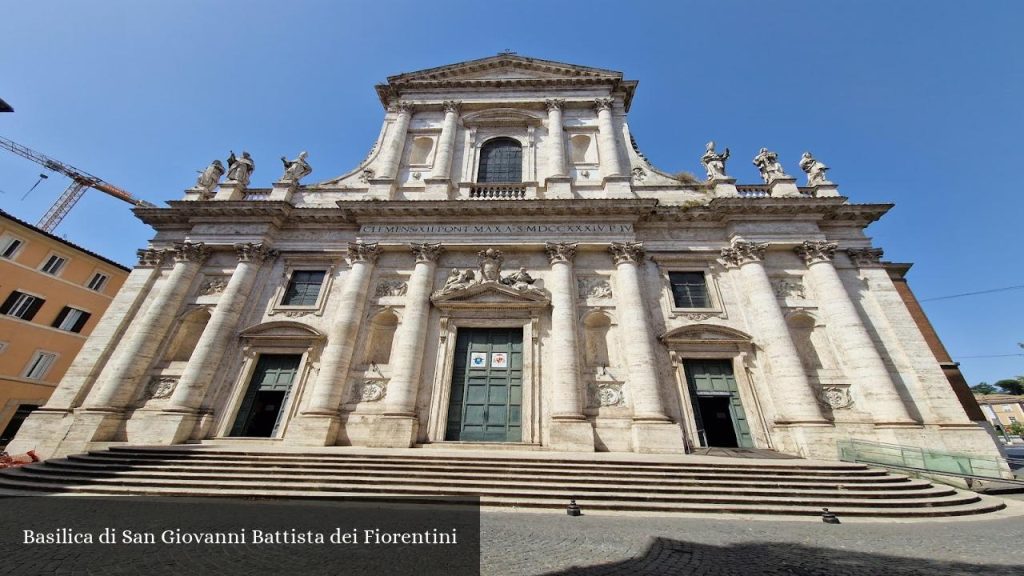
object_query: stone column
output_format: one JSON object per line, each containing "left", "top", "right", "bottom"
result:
{"left": 429, "top": 102, "right": 460, "bottom": 181}
{"left": 287, "top": 241, "right": 380, "bottom": 445}
{"left": 377, "top": 101, "right": 414, "bottom": 180}
{"left": 545, "top": 99, "right": 567, "bottom": 178}
{"left": 375, "top": 243, "right": 444, "bottom": 447}
{"left": 721, "top": 241, "right": 826, "bottom": 424}
{"left": 148, "top": 243, "right": 275, "bottom": 444}
{"left": 609, "top": 242, "right": 685, "bottom": 453}
{"left": 796, "top": 241, "right": 915, "bottom": 425}
{"left": 545, "top": 243, "right": 594, "bottom": 451}
{"left": 84, "top": 242, "right": 209, "bottom": 411}
{"left": 594, "top": 98, "right": 623, "bottom": 178}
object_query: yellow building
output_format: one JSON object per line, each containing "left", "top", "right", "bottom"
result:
{"left": 0, "top": 209, "right": 128, "bottom": 447}
{"left": 975, "top": 394, "right": 1024, "bottom": 430}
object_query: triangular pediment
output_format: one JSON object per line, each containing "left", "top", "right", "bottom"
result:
{"left": 388, "top": 54, "right": 622, "bottom": 84}
{"left": 660, "top": 324, "right": 752, "bottom": 344}
{"left": 431, "top": 280, "right": 549, "bottom": 310}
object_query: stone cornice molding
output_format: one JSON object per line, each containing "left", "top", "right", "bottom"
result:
{"left": 334, "top": 198, "right": 660, "bottom": 220}
{"left": 135, "top": 201, "right": 293, "bottom": 228}
{"left": 545, "top": 242, "right": 577, "bottom": 264}
{"left": 442, "top": 100, "right": 462, "bottom": 114}
{"left": 795, "top": 241, "right": 838, "bottom": 265}
{"left": 847, "top": 247, "right": 885, "bottom": 268}
{"left": 136, "top": 248, "right": 169, "bottom": 268}
{"left": 720, "top": 241, "right": 769, "bottom": 267}
{"left": 545, "top": 98, "right": 565, "bottom": 112}
{"left": 235, "top": 242, "right": 276, "bottom": 263}
{"left": 411, "top": 242, "right": 444, "bottom": 263}
{"left": 347, "top": 241, "right": 381, "bottom": 265}
{"left": 173, "top": 241, "right": 209, "bottom": 264}
{"left": 609, "top": 242, "right": 645, "bottom": 265}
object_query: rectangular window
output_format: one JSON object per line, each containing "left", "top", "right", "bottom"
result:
{"left": 0, "top": 236, "right": 24, "bottom": 259}
{"left": 40, "top": 254, "right": 67, "bottom": 275}
{"left": 87, "top": 272, "right": 109, "bottom": 292}
{"left": 0, "top": 291, "right": 46, "bottom": 321}
{"left": 669, "top": 272, "right": 710, "bottom": 309}
{"left": 23, "top": 351, "right": 57, "bottom": 380}
{"left": 281, "top": 270, "right": 326, "bottom": 306}
{"left": 52, "top": 306, "right": 91, "bottom": 333}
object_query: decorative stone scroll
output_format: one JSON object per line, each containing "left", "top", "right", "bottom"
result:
{"left": 347, "top": 241, "right": 381, "bottom": 264}
{"left": 375, "top": 280, "right": 408, "bottom": 297}
{"left": 199, "top": 277, "right": 229, "bottom": 295}
{"left": 145, "top": 377, "right": 178, "bottom": 400}
{"left": 773, "top": 278, "right": 806, "bottom": 299}
{"left": 351, "top": 379, "right": 388, "bottom": 403}
{"left": 820, "top": 385, "right": 854, "bottom": 410}
{"left": 589, "top": 382, "right": 626, "bottom": 408}
{"left": 720, "top": 241, "right": 768, "bottom": 267}
{"left": 609, "top": 242, "right": 645, "bottom": 265}
{"left": 173, "top": 241, "right": 209, "bottom": 263}
{"left": 847, "top": 248, "right": 884, "bottom": 268}
{"left": 794, "top": 241, "right": 838, "bottom": 265}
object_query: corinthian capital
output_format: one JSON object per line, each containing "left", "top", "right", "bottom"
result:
{"left": 545, "top": 98, "right": 565, "bottom": 112}
{"left": 136, "top": 248, "right": 168, "bottom": 268}
{"left": 411, "top": 242, "right": 444, "bottom": 263}
{"left": 545, "top": 242, "right": 577, "bottom": 265}
{"left": 347, "top": 241, "right": 381, "bottom": 264}
{"left": 593, "top": 98, "right": 614, "bottom": 112}
{"left": 795, "top": 241, "right": 838, "bottom": 265}
{"left": 235, "top": 242, "right": 276, "bottom": 263}
{"left": 173, "top": 241, "right": 209, "bottom": 264}
{"left": 846, "top": 247, "right": 884, "bottom": 268}
{"left": 609, "top": 242, "right": 644, "bottom": 265}
{"left": 720, "top": 241, "right": 769, "bottom": 267}
{"left": 392, "top": 101, "right": 415, "bottom": 115}
{"left": 442, "top": 100, "right": 461, "bottom": 114}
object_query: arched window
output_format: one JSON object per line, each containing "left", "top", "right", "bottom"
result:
{"left": 478, "top": 137, "right": 522, "bottom": 183}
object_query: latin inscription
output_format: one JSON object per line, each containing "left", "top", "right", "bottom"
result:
{"left": 359, "top": 223, "right": 634, "bottom": 235}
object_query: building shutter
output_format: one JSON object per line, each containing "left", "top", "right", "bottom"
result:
{"left": 71, "top": 311, "right": 92, "bottom": 333}
{"left": 52, "top": 306, "right": 71, "bottom": 329}
{"left": 22, "top": 297, "right": 44, "bottom": 321}
{"left": 0, "top": 291, "right": 22, "bottom": 315}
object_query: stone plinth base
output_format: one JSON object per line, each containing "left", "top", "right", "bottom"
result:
{"left": 544, "top": 177, "right": 572, "bottom": 199}
{"left": 367, "top": 179, "right": 396, "bottom": 200}
{"left": 548, "top": 418, "right": 595, "bottom": 452}
{"left": 283, "top": 413, "right": 340, "bottom": 446}
{"left": 423, "top": 178, "right": 453, "bottom": 198}
{"left": 812, "top": 183, "right": 840, "bottom": 198}
{"left": 214, "top": 181, "right": 245, "bottom": 201}
{"left": 364, "top": 415, "right": 418, "bottom": 448}
{"left": 710, "top": 177, "right": 738, "bottom": 198}
{"left": 3, "top": 409, "right": 77, "bottom": 459}
{"left": 603, "top": 175, "right": 633, "bottom": 197}
{"left": 126, "top": 410, "right": 199, "bottom": 445}
{"left": 630, "top": 421, "right": 685, "bottom": 453}
{"left": 768, "top": 177, "right": 801, "bottom": 198}
{"left": 269, "top": 181, "right": 297, "bottom": 201}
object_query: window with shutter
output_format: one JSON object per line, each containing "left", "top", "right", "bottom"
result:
{"left": 52, "top": 306, "right": 91, "bottom": 333}
{"left": 281, "top": 270, "right": 326, "bottom": 306}
{"left": 1, "top": 291, "right": 45, "bottom": 321}
{"left": 40, "top": 254, "right": 67, "bottom": 275}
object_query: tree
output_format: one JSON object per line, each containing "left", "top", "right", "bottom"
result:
{"left": 995, "top": 378, "right": 1024, "bottom": 395}
{"left": 971, "top": 382, "right": 997, "bottom": 395}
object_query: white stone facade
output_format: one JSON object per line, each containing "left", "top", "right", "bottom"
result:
{"left": 8, "top": 55, "right": 1000, "bottom": 461}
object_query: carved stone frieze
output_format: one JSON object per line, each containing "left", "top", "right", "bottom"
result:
{"left": 609, "top": 242, "right": 645, "bottom": 265}
{"left": 720, "top": 241, "right": 768, "bottom": 267}
{"left": 375, "top": 279, "right": 408, "bottom": 298}
{"left": 199, "top": 277, "right": 229, "bottom": 296}
{"left": 589, "top": 381, "right": 626, "bottom": 408}
{"left": 437, "top": 247, "right": 542, "bottom": 298}
{"left": 820, "top": 385, "right": 854, "bottom": 410}
{"left": 146, "top": 377, "right": 178, "bottom": 400}
{"left": 351, "top": 379, "right": 388, "bottom": 403}
{"left": 347, "top": 241, "right": 381, "bottom": 264}
{"left": 682, "top": 312, "right": 717, "bottom": 322}
{"left": 847, "top": 247, "right": 885, "bottom": 268}
{"left": 578, "top": 277, "right": 612, "bottom": 300}
{"left": 795, "top": 241, "right": 838, "bottom": 265}
{"left": 631, "top": 167, "right": 647, "bottom": 183}
{"left": 545, "top": 242, "right": 577, "bottom": 265}
{"left": 411, "top": 242, "right": 444, "bottom": 263}
{"left": 773, "top": 277, "right": 806, "bottom": 299}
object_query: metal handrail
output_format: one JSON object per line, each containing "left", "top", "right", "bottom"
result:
{"left": 837, "top": 438, "right": 1020, "bottom": 482}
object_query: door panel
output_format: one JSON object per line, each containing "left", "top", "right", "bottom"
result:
{"left": 446, "top": 328, "right": 523, "bottom": 442}
{"left": 684, "top": 359, "right": 754, "bottom": 448}
{"left": 230, "top": 354, "right": 301, "bottom": 437}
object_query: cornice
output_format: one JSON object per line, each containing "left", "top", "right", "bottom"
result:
{"left": 647, "top": 197, "right": 891, "bottom": 225}
{"left": 133, "top": 201, "right": 293, "bottom": 227}
{"left": 333, "top": 198, "right": 660, "bottom": 221}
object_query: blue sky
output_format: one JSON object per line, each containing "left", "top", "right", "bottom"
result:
{"left": 1, "top": 1, "right": 1021, "bottom": 384}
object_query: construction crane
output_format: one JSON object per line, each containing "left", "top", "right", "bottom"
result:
{"left": 0, "top": 135, "right": 153, "bottom": 232}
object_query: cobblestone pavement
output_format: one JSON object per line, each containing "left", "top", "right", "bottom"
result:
{"left": 481, "top": 507, "right": 1024, "bottom": 576}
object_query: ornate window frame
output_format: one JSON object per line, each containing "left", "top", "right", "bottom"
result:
{"left": 652, "top": 255, "right": 726, "bottom": 319}
{"left": 267, "top": 254, "right": 341, "bottom": 318}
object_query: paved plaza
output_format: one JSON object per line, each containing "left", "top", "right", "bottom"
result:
{"left": 481, "top": 502, "right": 1024, "bottom": 576}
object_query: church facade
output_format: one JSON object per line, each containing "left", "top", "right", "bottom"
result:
{"left": 9, "top": 55, "right": 999, "bottom": 461}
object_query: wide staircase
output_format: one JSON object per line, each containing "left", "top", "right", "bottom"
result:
{"left": 0, "top": 446, "right": 1007, "bottom": 518}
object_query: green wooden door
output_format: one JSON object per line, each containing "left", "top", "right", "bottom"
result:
{"left": 446, "top": 328, "right": 523, "bottom": 442}
{"left": 684, "top": 359, "right": 754, "bottom": 448}
{"left": 230, "top": 354, "right": 301, "bottom": 437}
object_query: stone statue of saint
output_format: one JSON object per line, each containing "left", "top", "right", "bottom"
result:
{"left": 194, "top": 159, "right": 224, "bottom": 196}
{"left": 226, "top": 151, "right": 255, "bottom": 187}
{"left": 752, "top": 147, "right": 790, "bottom": 183}
{"left": 799, "top": 152, "right": 832, "bottom": 186}
{"left": 441, "top": 268, "right": 475, "bottom": 293}
{"left": 700, "top": 141, "right": 730, "bottom": 180}
{"left": 280, "top": 151, "right": 312, "bottom": 183}
{"left": 502, "top": 267, "right": 536, "bottom": 291}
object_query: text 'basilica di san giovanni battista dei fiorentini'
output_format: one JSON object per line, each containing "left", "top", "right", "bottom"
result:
{"left": 8, "top": 54, "right": 1000, "bottom": 462}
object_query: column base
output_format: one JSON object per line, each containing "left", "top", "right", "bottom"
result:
{"left": 548, "top": 418, "right": 595, "bottom": 452}
{"left": 602, "top": 175, "right": 633, "bottom": 197}
{"left": 423, "top": 178, "right": 453, "bottom": 198}
{"left": 127, "top": 410, "right": 200, "bottom": 445}
{"left": 364, "top": 415, "right": 419, "bottom": 448}
{"left": 544, "top": 176, "right": 573, "bottom": 199}
{"left": 367, "top": 179, "right": 396, "bottom": 200}
{"left": 631, "top": 420, "right": 685, "bottom": 454}
{"left": 283, "top": 413, "right": 341, "bottom": 446}
{"left": 3, "top": 408, "right": 77, "bottom": 459}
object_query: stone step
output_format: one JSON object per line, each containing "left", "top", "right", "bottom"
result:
{"left": 0, "top": 470, "right": 1003, "bottom": 518}
{"left": 30, "top": 463, "right": 955, "bottom": 499}
{"left": 48, "top": 459, "right": 926, "bottom": 490}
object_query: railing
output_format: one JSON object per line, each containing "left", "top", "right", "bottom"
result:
{"left": 736, "top": 185, "right": 817, "bottom": 198}
{"left": 242, "top": 189, "right": 271, "bottom": 201}
{"left": 469, "top": 183, "right": 527, "bottom": 200}
{"left": 837, "top": 438, "right": 1024, "bottom": 483}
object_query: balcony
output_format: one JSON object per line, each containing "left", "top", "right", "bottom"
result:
{"left": 465, "top": 182, "right": 533, "bottom": 200}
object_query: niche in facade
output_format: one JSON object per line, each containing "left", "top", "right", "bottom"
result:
{"left": 163, "top": 308, "right": 211, "bottom": 363}
{"left": 786, "top": 312, "right": 837, "bottom": 379}
{"left": 409, "top": 136, "right": 435, "bottom": 166}
{"left": 570, "top": 134, "right": 596, "bottom": 164}
{"left": 363, "top": 310, "right": 399, "bottom": 365}
{"left": 583, "top": 312, "right": 617, "bottom": 368}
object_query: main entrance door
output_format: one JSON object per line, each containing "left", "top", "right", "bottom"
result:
{"left": 446, "top": 328, "right": 523, "bottom": 442}
{"left": 684, "top": 359, "right": 754, "bottom": 448}
{"left": 230, "top": 354, "right": 301, "bottom": 437}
